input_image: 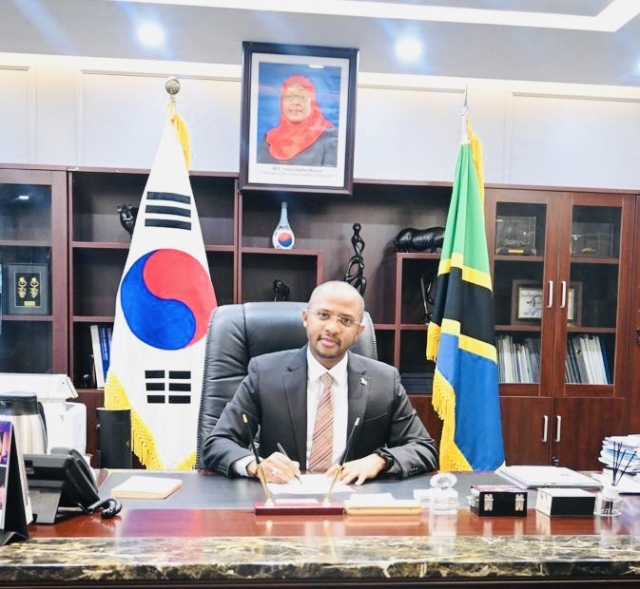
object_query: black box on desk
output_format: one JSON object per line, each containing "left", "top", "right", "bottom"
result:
{"left": 535, "top": 487, "right": 596, "bottom": 517}
{"left": 469, "top": 485, "right": 527, "bottom": 516}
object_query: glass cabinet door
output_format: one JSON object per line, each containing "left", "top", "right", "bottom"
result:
{"left": 488, "top": 188, "right": 632, "bottom": 395}
{"left": 0, "top": 168, "right": 67, "bottom": 374}
{"left": 491, "top": 195, "right": 551, "bottom": 387}
{"left": 564, "top": 202, "right": 623, "bottom": 387}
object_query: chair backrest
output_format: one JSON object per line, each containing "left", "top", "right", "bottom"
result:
{"left": 195, "top": 301, "right": 377, "bottom": 469}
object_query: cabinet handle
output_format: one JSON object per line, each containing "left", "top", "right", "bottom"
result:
{"left": 560, "top": 280, "right": 567, "bottom": 309}
{"left": 555, "top": 415, "right": 562, "bottom": 443}
{"left": 547, "top": 280, "right": 554, "bottom": 308}
{"left": 542, "top": 415, "right": 548, "bottom": 443}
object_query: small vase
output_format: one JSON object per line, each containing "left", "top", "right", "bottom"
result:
{"left": 272, "top": 202, "right": 295, "bottom": 250}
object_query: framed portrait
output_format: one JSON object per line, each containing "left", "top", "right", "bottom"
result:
{"left": 511, "top": 280, "right": 543, "bottom": 324}
{"left": 239, "top": 42, "right": 358, "bottom": 195}
{"left": 5, "top": 263, "right": 50, "bottom": 315}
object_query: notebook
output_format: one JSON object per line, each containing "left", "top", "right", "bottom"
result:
{"left": 110, "top": 475, "right": 183, "bottom": 499}
{"left": 496, "top": 465, "right": 602, "bottom": 489}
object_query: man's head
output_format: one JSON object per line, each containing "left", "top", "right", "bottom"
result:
{"left": 302, "top": 281, "right": 365, "bottom": 369}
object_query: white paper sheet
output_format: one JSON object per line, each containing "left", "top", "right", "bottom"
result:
{"left": 267, "top": 473, "right": 352, "bottom": 496}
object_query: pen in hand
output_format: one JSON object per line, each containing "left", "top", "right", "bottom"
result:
{"left": 242, "top": 414, "right": 272, "bottom": 502}
{"left": 276, "top": 442, "right": 303, "bottom": 484}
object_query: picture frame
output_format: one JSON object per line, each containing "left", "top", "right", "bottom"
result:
{"left": 5, "top": 263, "right": 50, "bottom": 315}
{"left": 510, "top": 280, "right": 583, "bottom": 325}
{"left": 239, "top": 42, "right": 358, "bottom": 195}
{"left": 511, "top": 280, "right": 543, "bottom": 324}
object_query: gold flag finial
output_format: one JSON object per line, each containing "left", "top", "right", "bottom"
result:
{"left": 165, "top": 76, "right": 191, "bottom": 169}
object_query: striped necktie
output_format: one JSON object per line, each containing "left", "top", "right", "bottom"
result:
{"left": 308, "top": 372, "right": 334, "bottom": 473}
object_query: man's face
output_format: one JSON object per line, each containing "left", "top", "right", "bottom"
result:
{"left": 303, "top": 289, "right": 365, "bottom": 369}
{"left": 282, "top": 84, "right": 312, "bottom": 123}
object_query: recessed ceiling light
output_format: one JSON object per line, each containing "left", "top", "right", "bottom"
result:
{"left": 137, "top": 22, "right": 166, "bottom": 48}
{"left": 395, "top": 38, "right": 423, "bottom": 62}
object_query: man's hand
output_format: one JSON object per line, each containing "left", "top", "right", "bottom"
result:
{"left": 326, "top": 453, "right": 386, "bottom": 486}
{"left": 246, "top": 451, "right": 301, "bottom": 483}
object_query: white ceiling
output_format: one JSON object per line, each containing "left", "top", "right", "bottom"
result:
{"left": 1, "top": 0, "right": 640, "bottom": 87}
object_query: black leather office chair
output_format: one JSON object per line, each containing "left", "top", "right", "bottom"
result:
{"left": 195, "top": 301, "right": 378, "bottom": 469}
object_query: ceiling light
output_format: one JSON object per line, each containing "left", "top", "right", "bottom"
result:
{"left": 395, "top": 38, "right": 423, "bottom": 62}
{"left": 137, "top": 22, "right": 166, "bottom": 48}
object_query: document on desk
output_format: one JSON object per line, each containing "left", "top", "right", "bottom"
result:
{"left": 496, "top": 465, "right": 601, "bottom": 489}
{"left": 267, "top": 474, "right": 352, "bottom": 496}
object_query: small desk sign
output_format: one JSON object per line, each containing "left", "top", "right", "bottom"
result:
{"left": 0, "top": 421, "right": 30, "bottom": 545}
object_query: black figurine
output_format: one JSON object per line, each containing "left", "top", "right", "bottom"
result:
{"left": 420, "top": 270, "right": 437, "bottom": 324}
{"left": 117, "top": 204, "right": 139, "bottom": 237}
{"left": 273, "top": 279, "right": 291, "bottom": 302}
{"left": 344, "top": 223, "right": 367, "bottom": 296}
{"left": 393, "top": 226, "right": 445, "bottom": 252}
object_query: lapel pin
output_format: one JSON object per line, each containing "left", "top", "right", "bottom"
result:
{"left": 360, "top": 377, "right": 367, "bottom": 386}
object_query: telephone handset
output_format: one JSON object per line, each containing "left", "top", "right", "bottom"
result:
{"left": 23, "top": 448, "right": 121, "bottom": 524}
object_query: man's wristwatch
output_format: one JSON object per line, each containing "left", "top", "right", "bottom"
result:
{"left": 373, "top": 448, "right": 394, "bottom": 471}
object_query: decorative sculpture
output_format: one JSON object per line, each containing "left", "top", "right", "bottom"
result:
{"left": 393, "top": 226, "right": 445, "bottom": 253}
{"left": 420, "top": 270, "right": 437, "bottom": 324}
{"left": 343, "top": 223, "right": 367, "bottom": 296}
{"left": 273, "top": 279, "right": 291, "bottom": 302}
{"left": 117, "top": 204, "right": 139, "bottom": 237}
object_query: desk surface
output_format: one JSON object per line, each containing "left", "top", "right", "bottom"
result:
{"left": 3, "top": 471, "right": 640, "bottom": 588}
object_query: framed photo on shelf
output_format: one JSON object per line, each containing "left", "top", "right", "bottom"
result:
{"left": 511, "top": 280, "right": 543, "bottom": 323}
{"left": 239, "top": 42, "right": 358, "bottom": 195}
{"left": 566, "top": 282, "right": 583, "bottom": 325}
{"left": 5, "top": 263, "right": 50, "bottom": 315}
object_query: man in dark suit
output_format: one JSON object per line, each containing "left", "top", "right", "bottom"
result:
{"left": 201, "top": 281, "right": 438, "bottom": 485}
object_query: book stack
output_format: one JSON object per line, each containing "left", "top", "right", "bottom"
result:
{"left": 400, "top": 372, "right": 433, "bottom": 394}
{"left": 496, "top": 335, "right": 540, "bottom": 383}
{"left": 497, "top": 334, "right": 611, "bottom": 385}
{"left": 565, "top": 335, "right": 610, "bottom": 384}
{"left": 599, "top": 435, "right": 640, "bottom": 476}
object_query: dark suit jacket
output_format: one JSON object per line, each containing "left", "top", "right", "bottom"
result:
{"left": 201, "top": 346, "right": 438, "bottom": 478}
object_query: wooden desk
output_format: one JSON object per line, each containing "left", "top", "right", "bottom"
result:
{"left": 3, "top": 471, "right": 640, "bottom": 588}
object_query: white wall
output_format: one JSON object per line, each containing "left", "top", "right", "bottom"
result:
{"left": 2, "top": 54, "right": 640, "bottom": 190}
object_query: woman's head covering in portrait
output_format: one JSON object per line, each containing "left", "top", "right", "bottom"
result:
{"left": 265, "top": 75, "right": 334, "bottom": 161}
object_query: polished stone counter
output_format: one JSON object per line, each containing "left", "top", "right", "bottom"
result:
{"left": 4, "top": 472, "right": 640, "bottom": 588}
{"left": 3, "top": 534, "right": 640, "bottom": 587}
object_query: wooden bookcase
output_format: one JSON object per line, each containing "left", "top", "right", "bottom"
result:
{"left": 2, "top": 164, "right": 636, "bottom": 469}
{"left": 485, "top": 187, "right": 635, "bottom": 470}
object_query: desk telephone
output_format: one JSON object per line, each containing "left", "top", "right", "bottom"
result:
{"left": 23, "top": 448, "right": 121, "bottom": 524}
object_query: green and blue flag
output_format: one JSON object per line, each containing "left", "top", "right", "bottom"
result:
{"left": 426, "top": 102, "right": 504, "bottom": 471}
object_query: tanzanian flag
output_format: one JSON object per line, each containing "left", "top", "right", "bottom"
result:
{"left": 426, "top": 106, "right": 504, "bottom": 471}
